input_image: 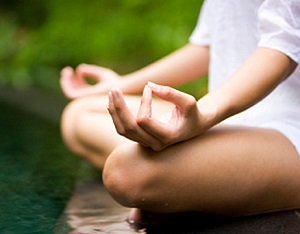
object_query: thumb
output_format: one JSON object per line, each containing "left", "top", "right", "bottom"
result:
{"left": 76, "top": 64, "right": 118, "bottom": 82}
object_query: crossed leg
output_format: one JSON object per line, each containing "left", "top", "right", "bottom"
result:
{"left": 103, "top": 126, "right": 300, "bottom": 218}
{"left": 61, "top": 95, "right": 300, "bottom": 220}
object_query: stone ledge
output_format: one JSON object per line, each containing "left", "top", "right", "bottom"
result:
{"left": 59, "top": 179, "right": 300, "bottom": 234}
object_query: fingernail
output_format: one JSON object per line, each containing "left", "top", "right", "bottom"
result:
{"left": 127, "top": 209, "right": 134, "bottom": 224}
{"left": 111, "top": 89, "right": 118, "bottom": 99}
{"left": 147, "top": 82, "right": 160, "bottom": 90}
{"left": 144, "top": 84, "right": 151, "bottom": 92}
{"left": 128, "top": 208, "right": 139, "bottom": 224}
{"left": 108, "top": 91, "right": 113, "bottom": 103}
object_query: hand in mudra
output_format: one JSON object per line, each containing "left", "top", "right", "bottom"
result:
{"left": 108, "top": 82, "right": 203, "bottom": 151}
{"left": 60, "top": 64, "right": 121, "bottom": 99}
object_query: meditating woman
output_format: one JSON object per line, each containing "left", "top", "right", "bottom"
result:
{"left": 60, "top": 0, "right": 300, "bottom": 224}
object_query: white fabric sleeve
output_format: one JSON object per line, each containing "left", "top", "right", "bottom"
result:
{"left": 189, "top": 1, "right": 211, "bottom": 46}
{"left": 258, "top": 0, "right": 300, "bottom": 63}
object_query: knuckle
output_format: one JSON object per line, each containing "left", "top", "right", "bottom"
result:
{"left": 119, "top": 122, "right": 138, "bottom": 135}
{"left": 124, "top": 123, "right": 137, "bottom": 133}
{"left": 114, "top": 121, "right": 138, "bottom": 137}
{"left": 163, "top": 87, "right": 175, "bottom": 98}
{"left": 114, "top": 104, "right": 123, "bottom": 113}
{"left": 161, "top": 132, "right": 178, "bottom": 145}
{"left": 184, "top": 95, "right": 197, "bottom": 110}
{"left": 161, "top": 138, "right": 173, "bottom": 146}
{"left": 116, "top": 127, "right": 126, "bottom": 136}
{"left": 186, "top": 95, "right": 197, "bottom": 106}
{"left": 136, "top": 116, "right": 149, "bottom": 125}
{"left": 151, "top": 143, "right": 164, "bottom": 152}
{"left": 139, "top": 98, "right": 148, "bottom": 107}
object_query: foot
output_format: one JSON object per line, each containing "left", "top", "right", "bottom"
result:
{"left": 128, "top": 208, "right": 144, "bottom": 224}
{"left": 127, "top": 208, "right": 179, "bottom": 226}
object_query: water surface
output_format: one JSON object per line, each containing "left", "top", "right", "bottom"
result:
{"left": 0, "top": 101, "right": 81, "bottom": 233}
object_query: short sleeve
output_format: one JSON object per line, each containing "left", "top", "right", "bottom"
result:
{"left": 258, "top": 0, "right": 300, "bottom": 63}
{"left": 189, "top": 1, "right": 211, "bottom": 46}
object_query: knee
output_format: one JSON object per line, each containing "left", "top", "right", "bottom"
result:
{"left": 103, "top": 143, "right": 157, "bottom": 208}
{"left": 60, "top": 99, "right": 85, "bottom": 154}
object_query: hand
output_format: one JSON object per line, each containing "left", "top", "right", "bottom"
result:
{"left": 60, "top": 64, "right": 121, "bottom": 99}
{"left": 108, "top": 82, "right": 204, "bottom": 151}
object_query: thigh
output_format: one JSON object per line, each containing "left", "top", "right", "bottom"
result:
{"left": 105, "top": 125, "right": 300, "bottom": 215}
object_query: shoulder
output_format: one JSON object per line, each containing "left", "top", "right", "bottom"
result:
{"left": 258, "top": 0, "right": 300, "bottom": 63}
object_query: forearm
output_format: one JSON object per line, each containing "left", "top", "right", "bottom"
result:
{"left": 198, "top": 47, "right": 297, "bottom": 130}
{"left": 119, "top": 43, "right": 209, "bottom": 94}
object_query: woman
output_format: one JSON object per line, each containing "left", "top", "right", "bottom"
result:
{"left": 60, "top": 0, "right": 300, "bottom": 224}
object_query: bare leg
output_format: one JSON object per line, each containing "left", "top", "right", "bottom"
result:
{"left": 103, "top": 126, "right": 300, "bottom": 220}
{"left": 61, "top": 95, "right": 173, "bottom": 169}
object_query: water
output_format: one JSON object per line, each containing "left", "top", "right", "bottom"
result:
{"left": 0, "top": 101, "right": 81, "bottom": 233}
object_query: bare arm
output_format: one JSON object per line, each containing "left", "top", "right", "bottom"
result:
{"left": 198, "top": 47, "right": 298, "bottom": 130}
{"left": 119, "top": 43, "right": 209, "bottom": 94}
{"left": 107, "top": 47, "right": 297, "bottom": 151}
{"left": 60, "top": 43, "right": 209, "bottom": 98}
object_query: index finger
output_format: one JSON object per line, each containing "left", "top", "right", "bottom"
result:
{"left": 76, "top": 64, "right": 112, "bottom": 82}
{"left": 147, "top": 82, "right": 196, "bottom": 113}
{"left": 137, "top": 85, "right": 153, "bottom": 121}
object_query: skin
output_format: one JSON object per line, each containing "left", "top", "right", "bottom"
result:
{"left": 60, "top": 43, "right": 300, "bottom": 224}
{"left": 60, "top": 44, "right": 208, "bottom": 166}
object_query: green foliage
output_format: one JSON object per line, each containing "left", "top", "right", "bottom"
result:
{"left": 0, "top": 0, "right": 206, "bottom": 97}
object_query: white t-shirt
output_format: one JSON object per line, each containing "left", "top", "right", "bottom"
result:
{"left": 190, "top": 0, "right": 300, "bottom": 155}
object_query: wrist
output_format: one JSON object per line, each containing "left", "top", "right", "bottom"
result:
{"left": 197, "top": 94, "right": 231, "bottom": 130}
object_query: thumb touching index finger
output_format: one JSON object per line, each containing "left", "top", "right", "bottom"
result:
{"left": 147, "top": 82, "right": 196, "bottom": 111}
{"left": 76, "top": 64, "right": 104, "bottom": 82}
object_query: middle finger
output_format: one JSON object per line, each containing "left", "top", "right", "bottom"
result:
{"left": 108, "top": 89, "right": 162, "bottom": 149}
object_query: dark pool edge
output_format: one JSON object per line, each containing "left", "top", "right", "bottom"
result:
{"left": 0, "top": 86, "right": 68, "bottom": 124}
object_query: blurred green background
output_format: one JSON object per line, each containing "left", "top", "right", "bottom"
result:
{"left": 0, "top": 1, "right": 206, "bottom": 232}
{"left": 0, "top": 0, "right": 207, "bottom": 98}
